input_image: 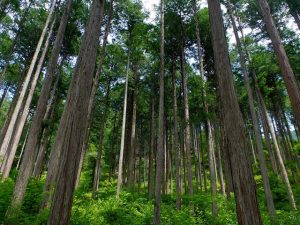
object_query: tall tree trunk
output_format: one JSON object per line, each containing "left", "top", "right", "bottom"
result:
{"left": 180, "top": 44, "right": 193, "bottom": 196}
{"left": 227, "top": 3, "right": 276, "bottom": 217}
{"left": 16, "top": 127, "right": 29, "bottom": 170}
{"left": 172, "top": 60, "right": 181, "bottom": 209}
{"left": 92, "top": 80, "right": 111, "bottom": 198}
{"left": 77, "top": 0, "right": 114, "bottom": 186}
{"left": 258, "top": 0, "right": 300, "bottom": 131}
{"left": 205, "top": 121, "right": 218, "bottom": 216}
{"left": 196, "top": 127, "right": 203, "bottom": 191}
{"left": 46, "top": 1, "right": 104, "bottom": 224}
{"left": 127, "top": 68, "right": 138, "bottom": 190}
{"left": 254, "top": 75, "right": 297, "bottom": 210}
{"left": 199, "top": 126, "right": 207, "bottom": 192}
{"left": 261, "top": 116, "right": 278, "bottom": 175}
{"left": 9, "top": 0, "right": 72, "bottom": 208}
{"left": 208, "top": 0, "right": 262, "bottom": 224}
{"left": 116, "top": 50, "right": 131, "bottom": 197}
{"left": 1, "top": 19, "right": 54, "bottom": 180}
{"left": 33, "top": 58, "right": 63, "bottom": 178}
{"left": 215, "top": 129, "right": 225, "bottom": 196}
{"left": 193, "top": 1, "right": 218, "bottom": 209}
{"left": 0, "top": 0, "right": 56, "bottom": 164}
{"left": 148, "top": 98, "right": 155, "bottom": 199}
{"left": 153, "top": 0, "right": 165, "bottom": 223}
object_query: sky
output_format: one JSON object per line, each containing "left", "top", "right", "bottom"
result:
{"left": 140, "top": 0, "right": 299, "bottom": 44}
{"left": 141, "top": 0, "right": 160, "bottom": 22}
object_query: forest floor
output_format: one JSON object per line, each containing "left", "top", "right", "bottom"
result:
{"left": 0, "top": 169, "right": 300, "bottom": 225}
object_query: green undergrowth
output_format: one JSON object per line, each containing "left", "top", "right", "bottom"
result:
{"left": 0, "top": 176, "right": 299, "bottom": 224}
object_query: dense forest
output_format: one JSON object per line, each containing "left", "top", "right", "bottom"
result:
{"left": 0, "top": 0, "right": 299, "bottom": 224}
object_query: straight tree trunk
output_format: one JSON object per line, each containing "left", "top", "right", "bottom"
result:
{"left": 1, "top": 19, "right": 54, "bottom": 179}
{"left": 208, "top": 0, "right": 262, "bottom": 224}
{"left": 261, "top": 117, "right": 278, "bottom": 174}
{"left": 258, "top": 0, "right": 300, "bottom": 132}
{"left": 116, "top": 50, "right": 131, "bottom": 197}
{"left": 205, "top": 121, "right": 218, "bottom": 216}
{"left": 16, "top": 127, "right": 29, "bottom": 170}
{"left": 254, "top": 75, "right": 297, "bottom": 210}
{"left": 193, "top": 0, "right": 212, "bottom": 195}
{"left": 193, "top": 128, "right": 199, "bottom": 190}
{"left": 0, "top": 0, "right": 56, "bottom": 164}
{"left": 77, "top": 0, "right": 114, "bottom": 186}
{"left": 227, "top": 3, "right": 276, "bottom": 217}
{"left": 148, "top": 98, "right": 155, "bottom": 199}
{"left": 10, "top": 0, "right": 72, "bottom": 207}
{"left": 46, "top": 1, "right": 104, "bottom": 224}
{"left": 92, "top": 80, "right": 111, "bottom": 198}
{"left": 215, "top": 130, "right": 225, "bottom": 196}
{"left": 127, "top": 68, "right": 138, "bottom": 190}
{"left": 196, "top": 127, "right": 203, "bottom": 191}
{"left": 172, "top": 61, "right": 181, "bottom": 209}
{"left": 153, "top": 0, "right": 165, "bottom": 223}
{"left": 200, "top": 126, "right": 207, "bottom": 192}
{"left": 33, "top": 58, "right": 64, "bottom": 178}
{"left": 180, "top": 44, "right": 193, "bottom": 196}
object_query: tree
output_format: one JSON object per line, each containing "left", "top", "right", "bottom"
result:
{"left": 9, "top": 0, "right": 73, "bottom": 207}
{"left": 46, "top": 0, "right": 104, "bottom": 223}
{"left": 207, "top": 0, "right": 262, "bottom": 224}
{"left": 257, "top": 0, "right": 300, "bottom": 132}
{"left": 226, "top": 1, "right": 275, "bottom": 218}
{"left": 0, "top": 0, "right": 56, "bottom": 170}
{"left": 153, "top": 0, "right": 165, "bottom": 224}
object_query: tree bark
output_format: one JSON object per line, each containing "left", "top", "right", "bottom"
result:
{"left": 46, "top": 1, "right": 104, "bottom": 224}
{"left": 208, "top": 0, "right": 262, "bottom": 224}
{"left": 76, "top": 0, "right": 114, "bottom": 187}
{"left": 148, "top": 97, "right": 155, "bottom": 199}
{"left": 1, "top": 19, "right": 54, "bottom": 180}
{"left": 254, "top": 75, "right": 297, "bottom": 210}
{"left": 116, "top": 50, "right": 131, "bottom": 197}
{"left": 227, "top": 3, "right": 276, "bottom": 217}
{"left": 0, "top": 0, "right": 56, "bottom": 165}
{"left": 92, "top": 80, "right": 111, "bottom": 198}
{"left": 215, "top": 129, "right": 225, "bottom": 196}
{"left": 153, "top": 0, "right": 165, "bottom": 223}
{"left": 258, "top": 0, "right": 300, "bottom": 132}
{"left": 9, "top": 0, "right": 72, "bottom": 209}
{"left": 127, "top": 68, "right": 138, "bottom": 190}
{"left": 172, "top": 60, "right": 181, "bottom": 209}
{"left": 180, "top": 44, "right": 193, "bottom": 196}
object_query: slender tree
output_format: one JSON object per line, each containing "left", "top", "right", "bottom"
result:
{"left": 116, "top": 50, "right": 131, "bottom": 197}
{"left": 0, "top": 0, "right": 57, "bottom": 165}
{"left": 46, "top": 0, "right": 105, "bottom": 223}
{"left": 153, "top": 0, "right": 165, "bottom": 223}
{"left": 1, "top": 18, "right": 55, "bottom": 179}
{"left": 207, "top": 0, "right": 262, "bottom": 224}
{"left": 9, "top": 0, "right": 73, "bottom": 207}
{"left": 172, "top": 59, "right": 181, "bottom": 209}
{"left": 257, "top": 0, "right": 300, "bottom": 132}
{"left": 226, "top": 2, "right": 275, "bottom": 218}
